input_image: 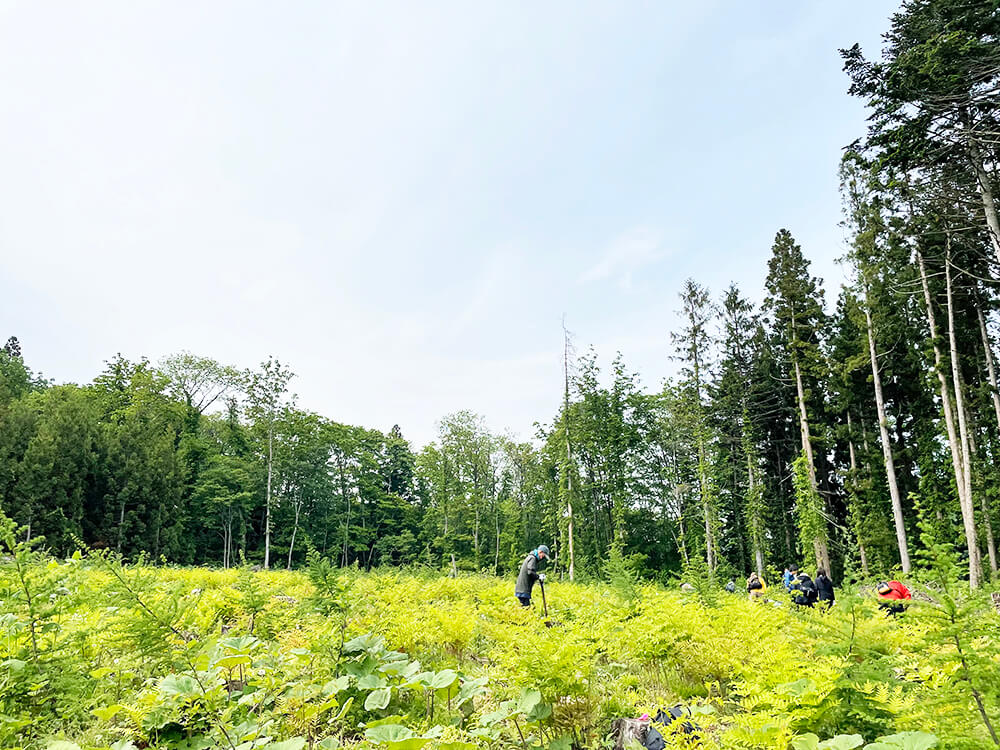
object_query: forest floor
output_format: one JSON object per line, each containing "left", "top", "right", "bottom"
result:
{"left": 2, "top": 561, "right": 995, "bottom": 749}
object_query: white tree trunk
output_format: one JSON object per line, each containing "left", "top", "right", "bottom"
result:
{"left": 264, "top": 423, "right": 273, "bottom": 570}
{"left": 864, "top": 296, "right": 910, "bottom": 572}
{"left": 747, "top": 451, "right": 764, "bottom": 577}
{"left": 793, "top": 357, "right": 830, "bottom": 573}
{"left": 977, "top": 305, "right": 1000, "bottom": 573}
{"left": 917, "top": 250, "right": 979, "bottom": 580}
{"left": 287, "top": 498, "right": 301, "bottom": 570}
{"left": 846, "top": 413, "right": 870, "bottom": 576}
{"left": 968, "top": 134, "right": 1000, "bottom": 263}
{"left": 944, "top": 248, "right": 982, "bottom": 588}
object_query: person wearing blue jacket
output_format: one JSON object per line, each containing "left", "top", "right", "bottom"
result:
{"left": 783, "top": 565, "right": 794, "bottom": 592}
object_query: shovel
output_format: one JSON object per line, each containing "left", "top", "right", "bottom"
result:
{"left": 538, "top": 578, "right": 559, "bottom": 627}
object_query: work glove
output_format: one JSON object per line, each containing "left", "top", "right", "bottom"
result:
{"left": 538, "top": 574, "right": 546, "bottom": 583}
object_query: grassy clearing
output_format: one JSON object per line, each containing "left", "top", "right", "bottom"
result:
{"left": 1, "top": 558, "right": 997, "bottom": 749}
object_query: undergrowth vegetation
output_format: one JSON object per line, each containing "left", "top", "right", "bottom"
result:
{"left": 1, "top": 531, "right": 999, "bottom": 749}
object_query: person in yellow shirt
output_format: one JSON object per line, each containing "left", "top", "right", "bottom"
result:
{"left": 746, "top": 571, "right": 766, "bottom": 600}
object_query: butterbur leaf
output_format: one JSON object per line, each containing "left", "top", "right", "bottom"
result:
{"left": 516, "top": 687, "right": 542, "bottom": 715}
{"left": 548, "top": 736, "right": 573, "bottom": 750}
{"left": 866, "top": 733, "right": 938, "bottom": 750}
{"left": 792, "top": 735, "right": 820, "bottom": 750}
{"left": 381, "top": 660, "right": 420, "bottom": 679}
{"left": 343, "top": 633, "right": 384, "bottom": 654}
{"left": 525, "top": 701, "right": 552, "bottom": 722}
{"left": 404, "top": 671, "right": 435, "bottom": 689}
{"left": 215, "top": 654, "right": 252, "bottom": 670}
{"left": 45, "top": 743, "right": 83, "bottom": 750}
{"left": 365, "top": 725, "right": 415, "bottom": 743}
{"left": 428, "top": 669, "right": 458, "bottom": 690}
{"left": 334, "top": 696, "right": 354, "bottom": 721}
{"left": 358, "top": 674, "right": 387, "bottom": 690}
{"left": 365, "top": 686, "right": 392, "bottom": 710}
{"left": 264, "top": 739, "right": 307, "bottom": 750}
{"left": 388, "top": 740, "right": 431, "bottom": 750}
{"left": 456, "top": 676, "right": 488, "bottom": 707}
{"left": 221, "top": 636, "right": 260, "bottom": 653}
{"left": 819, "top": 736, "right": 863, "bottom": 750}
{"left": 110, "top": 741, "right": 139, "bottom": 750}
{"left": 317, "top": 738, "right": 341, "bottom": 750}
{"left": 478, "top": 707, "right": 512, "bottom": 726}
{"left": 159, "top": 674, "right": 201, "bottom": 697}
{"left": 322, "top": 676, "right": 350, "bottom": 695}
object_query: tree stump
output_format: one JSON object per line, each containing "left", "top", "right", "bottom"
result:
{"left": 610, "top": 717, "right": 648, "bottom": 750}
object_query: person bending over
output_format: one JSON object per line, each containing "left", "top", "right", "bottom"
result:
{"left": 515, "top": 545, "right": 550, "bottom": 607}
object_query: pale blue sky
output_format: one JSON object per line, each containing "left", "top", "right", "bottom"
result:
{"left": 0, "top": 1, "right": 896, "bottom": 446}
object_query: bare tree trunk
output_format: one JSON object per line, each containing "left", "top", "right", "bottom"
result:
{"left": 264, "top": 423, "right": 273, "bottom": 570}
{"left": 968, "top": 132, "right": 1000, "bottom": 263}
{"left": 494, "top": 501, "right": 500, "bottom": 575}
{"left": 918, "top": 248, "right": 976, "bottom": 571}
{"left": 965, "top": 398, "right": 997, "bottom": 574}
{"left": 117, "top": 501, "right": 126, "bottom": 553}
{"left": 694, "top": 363, "right": 715, "bottom": 571}
{"left": 338, "top": 454, "right": 352, "bottom": 567}
{"left": 747, "top": 451, "right": 764, "bottom": 577}
{"left": 562, "top": 321, "right": 576, "bottom": 581}
{"left": 864, "top": 295, "right": 911, "bottom": 572}
{"left": 287, "top": 497, "right": 301, "bottom": 570}
{"left": 700, "top": 445, "right": 716, "bottom": 571}
{"left": 793, "top": 357, "right": 830, "bottom": 573}
{"left": 944, "top": 246, "right": 982, "bottom": 588}
{"left": 977, "top": 304, "right": 1000, "bottom": 574}
{"left": 846, "top": 412, "right": 870, "bottom": 576}
{"left": 675, "top": 486, "right": 689, "bottom": 566}
{"left": 473, "top": 505, "right": 480, "bottom": 570}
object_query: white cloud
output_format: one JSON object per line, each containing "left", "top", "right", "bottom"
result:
{"left": 578, "top": 226, "right": 667, "bottom": 289}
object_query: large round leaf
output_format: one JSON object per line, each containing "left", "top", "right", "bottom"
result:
{"left": 365, "top": 725, "right": 414, "bottom": 743}
{"left": 428, "top": 669, "right": 458, "bottom": 690}
{"left": 264, "top": 739, "right": 306, "bottom": 750}
{"left": 364, "top": 686, "right": 392, "bottom": 711}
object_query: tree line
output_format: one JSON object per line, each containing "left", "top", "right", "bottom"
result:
{"left": 2, "top": 0, "right": 1000, "bottom": 586}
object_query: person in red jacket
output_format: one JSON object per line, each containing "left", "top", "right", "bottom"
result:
{"left": 877, "top": 580, "right": 911, "bottom": 616}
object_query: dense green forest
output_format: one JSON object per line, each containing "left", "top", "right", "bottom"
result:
{"left": 3, "top": 0, "right": 1000, "bottom": 588}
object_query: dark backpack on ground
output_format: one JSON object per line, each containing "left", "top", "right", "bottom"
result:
{"left": 643, "top": 706, "right": 698, "bottom": 749}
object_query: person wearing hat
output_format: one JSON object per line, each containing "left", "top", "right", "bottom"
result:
{"left": 515, "top": 545, "right": 550, "bottom": 607}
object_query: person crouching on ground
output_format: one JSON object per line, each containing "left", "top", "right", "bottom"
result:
{"left": 515, "top": 545, "right": 550, "bottom": 607}
{"left": 877, "top": 580, "right": 911, "bottom": 616}
{"left": 790, "top": 566, "right": 818, "bottom": 607}
{"left": 815, "top": 569, "right": 835, "bottom": 609}
{"left": 746, "top": 571, "right": 766, "bottom": 600}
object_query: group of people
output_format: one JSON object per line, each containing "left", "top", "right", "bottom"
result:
{"left": 744, "top": 566, "right": 913, "bottom": 615}
{"left": 742, "top": 565, "right": 834, "bottom": 608}
{"left": 514, "top": 545, "right": 912, "bottom": 617}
